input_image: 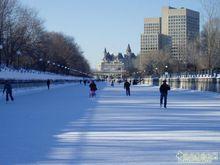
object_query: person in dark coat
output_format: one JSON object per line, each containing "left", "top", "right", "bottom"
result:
{"left": 159, "top": 79, "right": 170, "bottom": 108}
{"left": 111, "top": 80, "right": 114, "bottom": 87}
{"left": 89, "top": 80, "right": 97, "bottom": 97}
{"left": 124, "top": 80, "right": 131, "bottom": 96}
{"left": 47, "top": 79, "right": 51, "bottom": 90}
{"left": 3, "top": 80, "right": 14, "bottom": 102}
{"left": 83, "top": 80, "right": 87, "bottom": 86}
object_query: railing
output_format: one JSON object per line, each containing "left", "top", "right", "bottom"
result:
{"left": 142, "top": 71, "right": 220, "bottom": 93}
{"left": 160, "top": 69, "right": 220, "bottom": 79}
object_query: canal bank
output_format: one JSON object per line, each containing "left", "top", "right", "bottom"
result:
{"left": 0, "top": 79, "right": 80, "bottom": 90}
{"left": 143, "top": 77, "right": 220, "bottom": 93}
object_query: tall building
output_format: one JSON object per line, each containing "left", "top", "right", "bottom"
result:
{"left": 144, "top": 18, "right": 161, "bottom": 34}
{"left": 140, "top": 6, "right": 199, "bottom": 61}
{"left": 141, "top": 17, "right": 171, "bottom": 54}
{"left": 162, "top": 6, "right": 200, "bottom": 60}
{"left": 141, "top": 18, "right": 161, "bottom": 54}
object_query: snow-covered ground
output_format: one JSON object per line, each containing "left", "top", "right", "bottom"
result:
{"left": 0, "top": 83, "right": 220, "bottom": 164}
{"left": 0, "top": 67, "right": 82, "bottom": 80}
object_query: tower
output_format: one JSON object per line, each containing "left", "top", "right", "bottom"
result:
{"left": 161, "top": 6, "right": 200, "bottom": 61}
{"left": 126, "top": 44, "right": 132, "bottom": 54}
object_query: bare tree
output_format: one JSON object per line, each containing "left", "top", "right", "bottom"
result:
{"left": 37, "top": 32, "right": 90, "bottom": 75}
{"left": 0, "top": 0, "right": 18, "bottom": 65}
{"left": 0, "top": 0, "right": 91, "bottom": 75}
{"left": 201, "top": 0, "right": 220, "bottom": 69}
{"left": 139, "top": 50, "right": 171, "bottom": 76}
{"left": 4, "top": 4, "right": 44, "bottom": 67}
{"left": 185, "top": 36, "right": 201, "bottom": 72}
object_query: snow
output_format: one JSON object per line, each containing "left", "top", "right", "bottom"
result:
{"left": 0, "top": 67, "right": 82, "bottom": 80}
{"left": 0, "top": 83, "right": 220, "bottom": 164}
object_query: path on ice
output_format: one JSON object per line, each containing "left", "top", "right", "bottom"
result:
{"left": 0, "top": 83, "right": 220, "bottom": 164}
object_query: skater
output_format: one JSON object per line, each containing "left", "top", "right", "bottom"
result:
{"left": 3, "top": 80, "right": 14, "bottom": 102}
{"left": 159, "top": 79, "right": 170, "bottom": 108}
{"left": 124, "top": 80, "right": 131, "bottom": 96}
{"left": 83, "top": 80, "right": 87, "bottom": 86}
{"left": 111, "top": 80, "right": 114, "bottom": 87}
{"left": 89, "top": 80, "right": 97, "bottom": 97}
{"left": 47, "top": 79, "right": 51, "bottom": 90}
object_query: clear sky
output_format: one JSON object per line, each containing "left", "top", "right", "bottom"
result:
{"left": 20, "top": 0, "right": 204, "bottom": 69}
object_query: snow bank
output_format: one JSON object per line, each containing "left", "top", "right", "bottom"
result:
{"left": 0, "top": 67, "right": 83, "bottom": 81}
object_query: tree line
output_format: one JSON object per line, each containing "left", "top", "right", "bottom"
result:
{"left": 0, "top": 0, "right": 90, "bottom": 76}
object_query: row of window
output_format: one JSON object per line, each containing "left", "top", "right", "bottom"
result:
{"left": 141, "top": 47, "right": 158, "bottom": 50}
{"left": 141, "top": 40, "right": 159, "bottom": 43}
{"left": 144, "top": 23, "right": 160, "bottom": 26}
{"left": 142, "top": 36, "right": 159, "bottom": 39}
{"left": 144, "top": 27, "right": 160, "bottom": 30}
{"left": 169, "top": 28, "right": 186, "bottom": 31}
{"left": 169, "top": 15, "right": 186, "bottom": 18}
{"left": 169, "top": 19, "right": 186, "bottom": 22}
{"left": 141, "top": 43, "right": 159, "bottom": 45}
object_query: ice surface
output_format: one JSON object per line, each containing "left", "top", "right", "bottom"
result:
{"left": 0, "top": 83, "right": 220, "bottom": 164}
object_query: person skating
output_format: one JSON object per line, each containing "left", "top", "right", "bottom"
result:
{"left": 47, "top": 79, "right": 51, "bottom": 90}
{"left": 89, "top": 80, "right": 97, "bottom": 97}
{"left": 124, "top": 80, "right": 131, "bottom": 96}
{"left": 3, "top": 80, "right": 14, "bottom": 102}
{"left": 111, "top": 80, "right": 114, "bottom": 87}
{"left": 83, "top": 80, "right": 87, "bottom": 86}
{"left": 159, "top": 79, "right": 170, "bottom": 108}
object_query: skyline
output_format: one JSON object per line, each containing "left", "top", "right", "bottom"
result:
{"left": 20, "top": 0, "right": 204, "bottom": 69}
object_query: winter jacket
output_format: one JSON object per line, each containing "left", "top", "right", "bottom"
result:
{"left": 160, "top": 83, "right": 170, "bottom": 95}
{"left": 89, "top": 83, "right": 97, "bottom": 91}
{"left": 47, "top": 80, "right": 50, "bottom": 85}
{"left": 3, "top": 82, "right": 12, "bottom": 94}
{"left": 124, "top": 82, "right": 131, "bottom": 89}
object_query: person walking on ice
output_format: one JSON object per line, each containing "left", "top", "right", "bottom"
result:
{"left": 3, "top": 80, "right": 14, "bottom": 102}
{"left": 111, "top": 80, "right": 114, "bottom": 87}
{"left": 83, "top": 80, "right": 87, "bottom": 86}
{"left": 124, "top": 80, "right": 131, "bottom": 96}
{"left": 159, "top": 79, "right": 170, "bottom": 108}
{"left": 47, "top": 79, "right": 51, "bottom": 90}
{"left": 89, "top": 80, "right": 97, "bottom": 97}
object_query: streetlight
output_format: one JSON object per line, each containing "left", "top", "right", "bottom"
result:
{"left": 155, "top": 67, "right": 158, "bottom": 76}
{"left": 16, "top": 50, "right": 21, "bottom": 69}
{"left": 0, "top": 44, "right": 3, "bottom": 71}
{"left": 165, "top": 65, "right": 168, "bottom": 78}
{"left": 38, "top": 58, "right": 43, "bottom": 71}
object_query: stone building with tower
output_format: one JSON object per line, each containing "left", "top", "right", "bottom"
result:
{"left": 96, "top": 45, "right": 136, "bottom": 79}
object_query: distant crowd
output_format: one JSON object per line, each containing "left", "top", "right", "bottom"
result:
{"left": 81, "top": 78, "right": 170, "bottom": 108}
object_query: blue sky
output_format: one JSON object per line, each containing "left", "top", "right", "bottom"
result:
{"left": 20, "top": 0, "right": 203, "bottom": 69}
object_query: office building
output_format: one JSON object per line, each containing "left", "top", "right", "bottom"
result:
{"left": 140, "top": 6, "right": 199, "bottom": 61}
{"left": 162, "top": 6, "right": 200, "bottom": 60}
{"left": 141, "top": 17, "right": 171, "bottom": 54}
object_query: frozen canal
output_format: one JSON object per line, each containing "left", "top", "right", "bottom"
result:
{"left": 0, "top": 83, "right": 220, "bottom": 164}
